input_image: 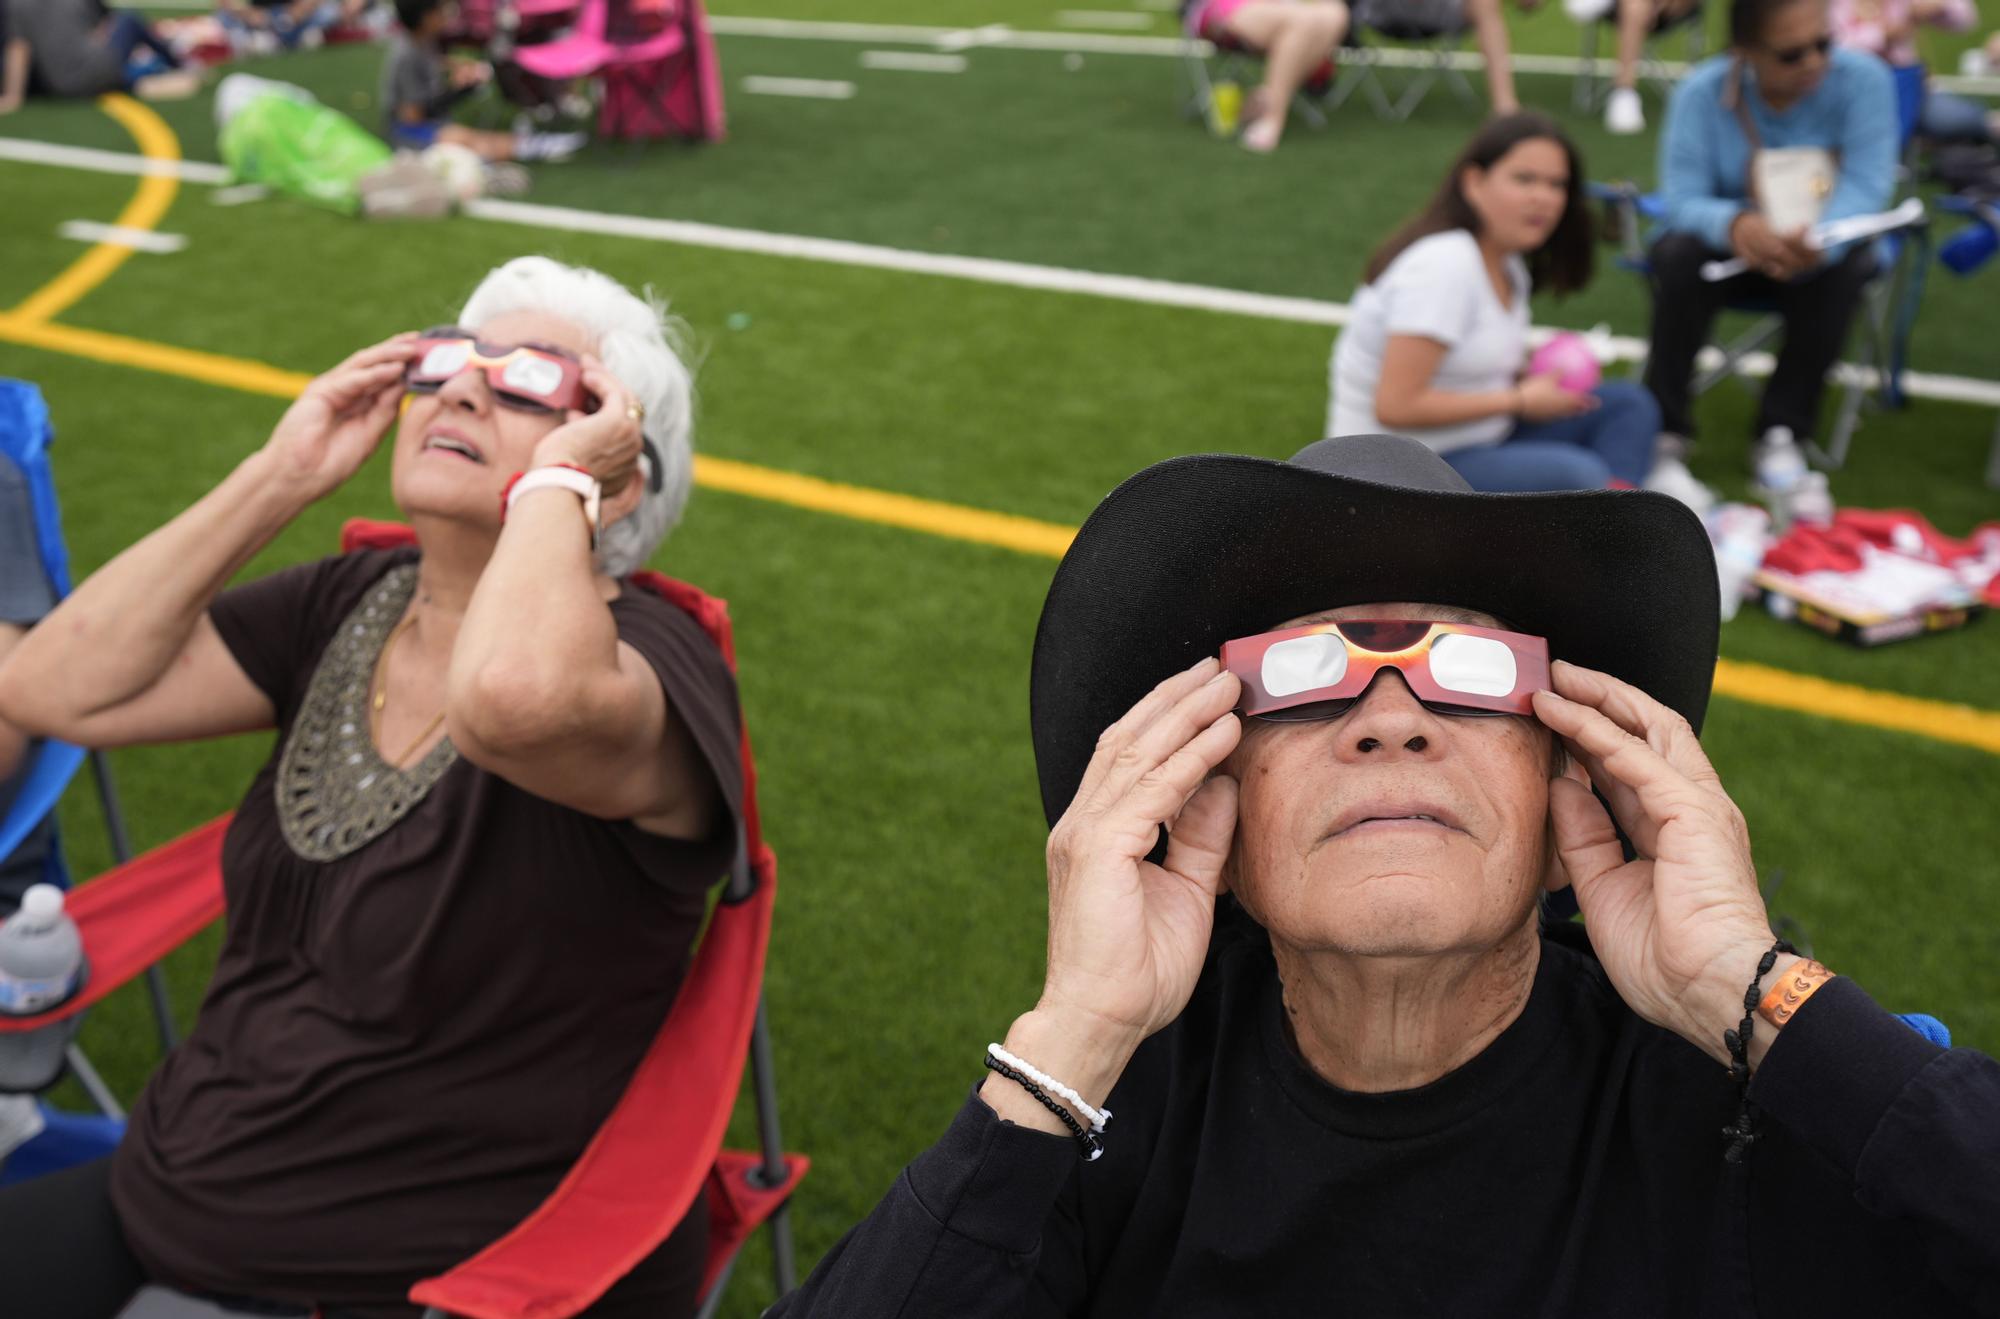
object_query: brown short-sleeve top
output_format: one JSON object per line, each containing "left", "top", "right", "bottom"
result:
{"left": 109, "top": 547, "right": 742, "bottom": 1315}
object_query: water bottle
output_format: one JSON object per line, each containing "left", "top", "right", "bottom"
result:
{"left": 1788, "top": 472, "right": 1834, "bottom": 527}
{"left": 1208, "top": 80, "right": 1243, "bottom": 137}
{"left": 0, "top": 885, "right": 87, "bottom": 1094}
{"left": 1753, "top": 427, "right": 1810, "bottom": 525}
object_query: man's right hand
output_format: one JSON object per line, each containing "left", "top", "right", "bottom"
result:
{"left": 1730, "top": 212, "right": 1815, "bottom": 280}
{"left": 258, "top": 334, "right": 420, "bottom": 505}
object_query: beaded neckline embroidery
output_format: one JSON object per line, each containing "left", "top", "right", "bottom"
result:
{"left": 276, "top": 563, "right": 457, "bottom": 861}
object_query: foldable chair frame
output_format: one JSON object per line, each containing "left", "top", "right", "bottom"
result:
{"left": 1571, "top": 1, "right": 1706, "bottom": 114}
{"left": 1326, "top": 19, "right": 1479, "bottom": 122}
{"left": 1177, "top": 28, "right": 1331, "bottom": 135}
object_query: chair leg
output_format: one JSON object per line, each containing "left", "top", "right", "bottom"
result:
{"left": 65, "top": 1045, "right": 124, "bottom": 1120}
{"left": 1574, "top": 19, "right": 1600, "bottom": 111}
{"left": 693, "top": 1253, "right": 737, "bottom": 1319}
{"left": 747, "top": 996, "right": 799, "bottom": 1295}
{"left": 1985, "top": 414, "right": 2000, "bottom": 490}
{"left": 89, "top": 750, "right": 176, "bottom": 1053}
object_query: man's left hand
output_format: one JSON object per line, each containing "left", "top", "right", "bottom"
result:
{"left": 1533, "top": 661, "right": 1794, "bottom": 1068}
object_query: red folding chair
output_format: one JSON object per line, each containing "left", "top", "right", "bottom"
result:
{"left": 0, "top": 519, "right": 805, "bottom": 1318}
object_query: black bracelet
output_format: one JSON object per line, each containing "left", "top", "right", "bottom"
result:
{"left": 1720, "top": 937, "right": 1796, "bottom": 1164}
{"left": 984, "top": 1055, "right": 1103, "bottom": 1161}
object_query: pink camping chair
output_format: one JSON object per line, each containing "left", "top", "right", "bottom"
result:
{"left": 510, "top": 0, "right": 724, "bottom": 142}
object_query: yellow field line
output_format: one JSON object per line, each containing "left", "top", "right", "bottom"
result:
{"left": 9, "top": 95, "right": 181, "bottom": 327}
{"left": 4, "top": 311, "right": 1995, "bottom": 756}
{"left": 1710, "top": 659, "right": 2000, "bottom": 755}
{"left": 4, "top": 105, "right": 1994, "bottom": 757}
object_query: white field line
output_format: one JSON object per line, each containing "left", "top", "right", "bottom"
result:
{"left": 703, "top": 14, "right": 2000, "bottom": 93}
{"left": 858, "top": 49, "right": 968, "bottom": 73}
{"left": 55, "top": 220, "right": 188, "bottom": 252}
{"left": 6, "top": 136, "right": 2000, "bottom": 409}
{"left": 0, "top": 135, "right": 229, "bottom": 181}
{"left": 112, "top": 6, "right": 2000, "bottom": 91}
{"left": 740, "top": 75, "right": 856, "bottom": 98}
{"left": 1055, "top": 10, "right": 1160, "bottom": 30}
{"left": 934, "top": 24, "right": 1015, "bottom": 52}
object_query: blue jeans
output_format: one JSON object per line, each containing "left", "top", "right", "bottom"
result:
{"left": 102, "top": 12, "right": 180, "bottom": 77}
{"left": 1441, "top": 380, "right": 1660, "bottom": 492}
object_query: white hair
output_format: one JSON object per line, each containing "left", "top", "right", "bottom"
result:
{"left": 458, "top": 256, "right": 696, "bottom": 577}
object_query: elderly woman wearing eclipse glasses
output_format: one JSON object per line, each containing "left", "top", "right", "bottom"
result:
{"left": 0, "top": 257, "right": 742, "bottom": 1319}
{"left": 773, "top": 435, "right": 2000, "bottom": 1317}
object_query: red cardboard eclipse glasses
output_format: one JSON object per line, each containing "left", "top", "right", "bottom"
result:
{"left": 1221, "top": 619, "right": 1551, "bottom": 721}
{"left": 405, "top": 327, "right": 595, "bottom": 415}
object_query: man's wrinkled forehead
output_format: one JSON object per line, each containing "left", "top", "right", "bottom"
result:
{"left": 1278, "top": 602, "right": 1507, "bottom": 631}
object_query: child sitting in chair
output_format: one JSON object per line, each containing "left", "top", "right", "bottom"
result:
{"left": 380, "top": 0, "right": 584, "bottom": 160}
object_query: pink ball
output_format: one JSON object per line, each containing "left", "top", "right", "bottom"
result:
{"left": 1529, "top": 332, "right": 1602, "bottom": 395}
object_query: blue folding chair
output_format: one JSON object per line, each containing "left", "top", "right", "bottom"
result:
{"left": 1935, "top": 195, "right": 2000, "bottom": 489}
{"left": 1591, "top": 62, "right": 1931, "bottom": 470}
{"left": 0, "top": 378, "right": 176, "bottom": 1183}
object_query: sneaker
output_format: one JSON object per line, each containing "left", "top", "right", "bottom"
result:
{"left": 514, "top": 127, "right": 587, "bottom": 163}
{"left": 1653, "top": 432, "right": 1692, "bottom": 463}
{"left": 1564, "top": 0, "right": 1615, "bottom": 18}
{"left": 1605, "top": 87, "right": 1645, "bottom": 136}
{"left": 1642, "top": 454, "right": 1716, "bottom": 515}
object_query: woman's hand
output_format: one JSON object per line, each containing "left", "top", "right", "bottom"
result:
{"left": 1038, "top": 659, "right": 1243, "bottom": 1056}
{"left": 260, "top": 334, "right": 420, "bottom": 504}
{"left": 1533, "top": 661, "right": 1787, "bottom": 1067}
{"left": 530, "top": 359, "right": 647, "bottom": 523}
{"left": 1516, "top": 373, "right": 1599, "bottom": 422}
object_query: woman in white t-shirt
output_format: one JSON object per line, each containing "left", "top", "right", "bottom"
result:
{"left": 1328, "top": 113, "right": 1662, "bottom": 493}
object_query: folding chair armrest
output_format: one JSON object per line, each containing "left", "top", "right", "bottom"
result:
{"left": 0, "top": 739, "right": 85, "bottom": 863}
{"left": 0, "top": 815, "right": 228, "bottom": 1034}
{"left": 410, "top": 851, "right": 778, "bottom": 1319}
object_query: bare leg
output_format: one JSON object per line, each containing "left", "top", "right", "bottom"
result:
{"left": 1226, "top": 0, "right": 1350, "bottom": 150}
{"left": 1612, "top": 0, "right": 1650, "bottom": 90}
{"left": 1464, "top": 0, "right": 1517, "bottom": 113}
{"left": 440, "top": 121, "right": 517, "bottom": 162}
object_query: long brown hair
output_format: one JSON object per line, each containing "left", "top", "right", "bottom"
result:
{"left": 1362, "top": 113, "right": 1595, "bottom": 296}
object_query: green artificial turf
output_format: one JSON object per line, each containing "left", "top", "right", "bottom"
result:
{"left": 2, "top": 8, "right": 1999, "bottom": 1313}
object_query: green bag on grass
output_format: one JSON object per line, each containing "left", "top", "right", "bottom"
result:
{"left": 219, "top": 91, "right": 392, "bottom": 216}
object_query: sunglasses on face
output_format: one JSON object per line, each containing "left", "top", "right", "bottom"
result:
{"left": 405, "top": 327, "right": 596, "bottom": 415}
{"left": 1220, "top": 619, "right": 1552, "bottom": 722}
{"left": 1767, "top": 34, "right": 1832, "bottom": 65}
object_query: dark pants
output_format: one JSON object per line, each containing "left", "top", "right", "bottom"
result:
{"left": 1642, "top": 231, "right": 1876, "bottom": 441}
{"left": 0, "top": 1155, "right": 709, "bottom": 1318}
{"left": 102, "top": 11, "right": 182, "bottom": 74}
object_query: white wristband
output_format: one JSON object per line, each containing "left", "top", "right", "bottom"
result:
{"left": 987, "top": 1042, "right": 1112, "bottom": 1134}
{"left": 506, "top": 465, "right": 601, "bottom": 548}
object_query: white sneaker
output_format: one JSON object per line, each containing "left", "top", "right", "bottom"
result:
{"left": 1643, "top": 454, "right": 1716, "bottom": 515}
{"left": 1605, "top": 87, "right": 1645, "bottom": 136}
{"left": 1564, "top": 0, "right": 1615, "bottom": 19}
{"left": 514, "top": 128, "right": 588, "bottom": 163}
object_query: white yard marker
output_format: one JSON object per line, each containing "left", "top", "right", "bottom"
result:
{"left": 935, "top": 23, "right": 1013, "bottom": 51}
{"left": 209, "top": 183, "right": 270, "bottom": 206}
{"left": 741, "top": 75, "right": 858, "bottom": 98}
{"left": 859, "top": 49, "right": 968, "bottom": 73}
{"left": 56, "top": 220, "right": 188, "bottom": 253}
{"left": 0, "top": 137, "right": 227, "bottom": 182}
{"left": 1056, "top": 10, "right": 1158, "bottom": 29}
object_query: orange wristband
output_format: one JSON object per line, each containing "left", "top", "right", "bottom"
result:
{"left": 1757, "top": 958, "right": 1835, "bottom": 1029}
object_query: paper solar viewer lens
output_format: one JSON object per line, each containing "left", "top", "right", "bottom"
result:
{"left": 1262, "top": 632, "right": 1349, "bottom": 697}
{"left": 419, "top": 341, "right": 469, "bottom": 376}
{"left": 1428, "top": 632, "right": 1517, "bottom": 696}
{"left": 504, "top": 356, "right": 564, "bottom": 396}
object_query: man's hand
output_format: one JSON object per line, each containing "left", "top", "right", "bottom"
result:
{"left": 1533, "top": 662, "right": 1797, "bottom": 1069}
{"left": 1730, "top": 212, "right": 1816, "bottom": 281}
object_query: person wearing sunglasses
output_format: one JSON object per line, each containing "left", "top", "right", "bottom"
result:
{"left": 1645, "top": 0, "right": 1898, "bottom": 476}
{"left": 0, "top": 256, "right": 738, "bottom": 1318}
{"left": 772, "top": 434, "right": 2000, "bottom": 1317}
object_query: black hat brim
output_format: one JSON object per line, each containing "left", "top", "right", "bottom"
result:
{"left": 1029, "top": 453, "right": 1720, "bottom": 826}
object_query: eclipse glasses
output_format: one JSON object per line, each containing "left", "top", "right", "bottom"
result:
{"left": 1221, "top": 619, "right": 1551, "bottom": 721}
{"left": 404, "top": 326, "right": 663, "bottom": 494}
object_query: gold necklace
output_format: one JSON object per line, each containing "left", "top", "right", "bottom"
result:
{"left": 372, "top": 610, "right": 447, "bottom": 769}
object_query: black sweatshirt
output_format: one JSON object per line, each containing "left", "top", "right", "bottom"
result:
{"left": 773, "top": 919, "right": 2000, "bottom": 1317}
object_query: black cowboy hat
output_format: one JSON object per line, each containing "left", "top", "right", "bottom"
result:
{"left": 1028, "top": 435, "right": 1720, "bottom": 827}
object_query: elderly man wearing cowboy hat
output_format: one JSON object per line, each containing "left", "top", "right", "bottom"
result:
{"left": 774, "top": 436, "right": 2000, "bottom": 1318}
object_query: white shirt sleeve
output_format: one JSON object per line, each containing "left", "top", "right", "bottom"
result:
{"left": 1376, "top": 235, "right": 1483, "bottom": 349}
